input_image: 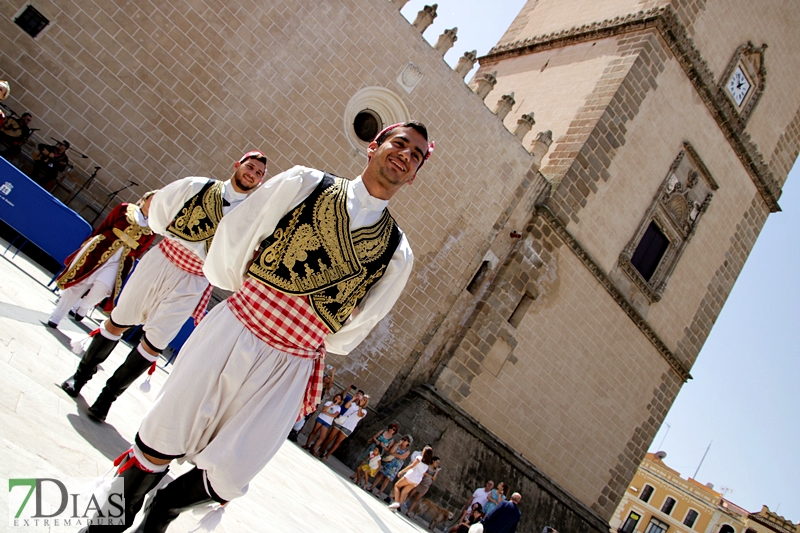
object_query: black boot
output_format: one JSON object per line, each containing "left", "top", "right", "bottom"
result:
{"left": 60, "top": 334, "right": 119, "bottom": 397}
{"left": 85, "top": 454, "right": 168, "bottom": 532}
{"left": 136, "top": 468, "right": 223, "bottom": 533}
{"left": 88, "top": 346, "right": 152, "bottom": 422}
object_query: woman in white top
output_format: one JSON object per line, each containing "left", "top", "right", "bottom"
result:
{"left": 316, "top": 394, "right": 368, "bottom": 460}
{"left": 388, "top": 446, "right": 433, "bottom": 510}
{"left": 303, "top": 393, "right": 342, "bottom": 453}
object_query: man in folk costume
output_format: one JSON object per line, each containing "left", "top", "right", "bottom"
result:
{"left": 87, "top": 122, "right": 433, "bottom": 532}
{"left": 59, "top": 151, "right": 268, "bottom": 423}
{"left": 47, "top": 192, "right": 157, "bottom": 328}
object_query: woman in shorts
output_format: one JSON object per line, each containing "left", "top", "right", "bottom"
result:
{"left": 316, "top": 394, "right": 368, "bottom": 460}
{"left": 303, "top": 393, "right": 342, "bottom": 453}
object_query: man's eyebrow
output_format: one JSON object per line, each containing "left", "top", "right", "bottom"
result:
{"left": 394, "top": 132, "right": 426, "bottom": 160}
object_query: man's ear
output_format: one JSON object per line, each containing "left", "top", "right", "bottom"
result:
{"left": 233, "top": 161, "right": 241, "bottom": 171}
{"left": 367, "top": 141, "right": 378, "bottom": 160}
{"left": 406, "top": 174, "right": 417, "bottom": 186}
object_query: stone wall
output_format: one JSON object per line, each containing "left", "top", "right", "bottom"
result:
{"left": 337, "top": 386, "right": 610, "bottom": 533}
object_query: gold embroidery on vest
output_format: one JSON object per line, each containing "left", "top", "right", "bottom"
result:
{"left": 308, "top": 210, "right": 395, "bottom": 331}
{"left": 168, "top": 181, "right": 224, "bottom": 252}
{"left": 57, "top": 235, "right": 105, "bottom": 289}
{"left": 248, "top": 178, "right": 360, "bottom": 294}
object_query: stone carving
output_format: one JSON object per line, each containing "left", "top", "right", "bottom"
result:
{"left": 618, "top": 143, "right": 716, "bottom": 303}
{"left": 397, "top": 62, "right": 424, "bottom": 93}
{"left": 494, "top": 92, "right": 515, "bottom": 120}
{"left": 513, "top": 113, "right": 535, "bottom": 141}
{"left": 529, "top": 130, "right": 553, "bottom": 169}
{"left": 454, "top": 50, "right": 477, "bottom": 79}
{"left": 471, "top": 70, "right": 497, "bottom": 101}
{"left": 412, "top": 4, "right": 437, "bottom": 33}
{"left": 434, "top": 27, "right": 458, "bottom": 55}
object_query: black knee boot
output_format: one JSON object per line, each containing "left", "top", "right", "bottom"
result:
{"left": 136, "top": 467, "right": 224, "bottom": 533}
{"left": 85, "top": 453, "right": 168, "bottom": 533}
{"left": 61, "top": 334, "right": 119, "bottom": 397}
{"left": 88, "top": 346, "right": 152, "bottom": 422}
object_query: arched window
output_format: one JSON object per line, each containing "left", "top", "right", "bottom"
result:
{"left": 639, "top": 484, "right": 654, "bottom": 503}
{"left": 720, "top": 525, "right": 736, "bottom": 533}
{"left": 661, "top": 497, "right": 676, "bottom": 515}
{"left": 683, "top": 509, "right": 699, "bottom": 528}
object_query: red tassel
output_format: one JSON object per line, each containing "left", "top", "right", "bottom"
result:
{"left": 117, "top": 456, "right": 137, "bottom": 474}
{"left": 89, "top": 328, "right": 100, "bottom": 337}
{"left": 147, "top": 362, "right": 157, "bottom": 375}
{"left": 113, "top": 448, "right": 132, "bottom": 467}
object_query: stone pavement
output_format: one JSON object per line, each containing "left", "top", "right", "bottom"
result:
{"left": 0, "top": 242, "right": 448, "bottom": 533}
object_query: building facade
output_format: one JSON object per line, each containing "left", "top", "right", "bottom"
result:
{"left": 2, "top": 1, "right": 799, "bottom": 532}
{"left": 610, "top": 453, "right": 798, "bottom": 533}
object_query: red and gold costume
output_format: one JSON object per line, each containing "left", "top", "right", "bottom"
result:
{"left": 56, "top": 203, "right": 155, "bottom": 311}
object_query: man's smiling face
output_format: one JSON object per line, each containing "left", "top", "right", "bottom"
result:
{"left": 363, "top": 126, "right": 429, "bottom": 199}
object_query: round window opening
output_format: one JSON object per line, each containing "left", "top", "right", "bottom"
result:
{"left": 353, "top": 110, "right": 382, "bottom": 143}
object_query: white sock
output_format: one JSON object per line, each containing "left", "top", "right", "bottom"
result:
{"left": 132, "top": 444, "right": 169, "bottom": 473}
{"left": 137, "top": 343, "right": 159, "bottom": 363}
{"left": 99, "top": 323, "right": 122, "bottom": 341}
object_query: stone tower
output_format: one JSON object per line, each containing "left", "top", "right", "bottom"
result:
{"left": 342, "top": 0, "right": 800, "bottom": 530}
{"left": 2, "top": 1, "right": 799, "bottom": 532}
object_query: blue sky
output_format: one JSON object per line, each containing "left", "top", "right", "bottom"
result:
{"left": 399, "top": 0, "right": 800, "bottom": 522}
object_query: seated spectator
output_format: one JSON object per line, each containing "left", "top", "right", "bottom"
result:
{"left": 369, "top": 434, "right": 413, "bottom": 500}
{"left": 32, "top": 140, "right": 70, "bottom": 189}
{"left": 483, "top": 481, "right": 508, "bottom": 515}
{"left": 350, "top": 422, "right": 398, "bottom": 482}
{"left": 354, "top": 446, "right": 382, "bottom": 488}
{"left": 450, "top": 503, "right": 484, "bottom": 533}
{"left": 455, "top": 480, "right": 494, "bottom": 526}
{"left": 302, "top": 393, "right": 343, "bottom": 453}
{"left": 0, "top": 112, "right": 32, "bottom": 158}
{"left": 406, "top": 455, "right": 441, "bottom": 514}
{"left": 388, "top": 446, "right": 433, "bottom": 511}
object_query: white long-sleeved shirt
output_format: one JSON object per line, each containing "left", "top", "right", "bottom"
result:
{"left": 205, "top": 165, "right": 414, "bottom": 355}
{"left": 148, "top": 177, "right": 248, "bottom": 261}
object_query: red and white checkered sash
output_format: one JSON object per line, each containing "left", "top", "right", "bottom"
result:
{"left": 158, "top": 238, "right": 212, "bottom": 325}
{"left": 227, "top": 277, "right": 328, "bottom": 418}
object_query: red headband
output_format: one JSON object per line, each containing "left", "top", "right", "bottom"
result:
{"left": 239, "top": 150, "right": 268, "bottom": 165}
{"left": 373, "top": 123, "right": 434, "bottom": 173}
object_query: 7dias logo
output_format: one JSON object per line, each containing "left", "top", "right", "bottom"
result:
{"left": 8, "top": 477, "right": 125, "bottom": 527}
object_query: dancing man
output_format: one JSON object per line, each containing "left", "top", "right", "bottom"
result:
{"left": 48, "top": 192, "right": 157, "bottom": 328}
{"left": 59, "top": 151, "right": 267, "bottom": 424}
{"left": 89, "top": 121, "right": 432, "bottom": 532}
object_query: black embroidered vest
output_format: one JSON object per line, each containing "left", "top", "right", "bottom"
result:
{"left": 166, "top": 180, "right": 225, "bottom": 253}
{"left": 247, "top": 174, "right": 402, "bottom": 332}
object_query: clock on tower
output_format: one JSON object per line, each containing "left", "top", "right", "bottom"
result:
{"left": 726, "top": 65, "right": 751, "bottom": 107}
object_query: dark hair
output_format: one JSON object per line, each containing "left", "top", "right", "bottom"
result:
{"left": 21, "top": 112, "right": 31, "bottom": 119}
{"left": 421, "top": 446, "right": 434, "bottom": 465}
{"left": 431, "top": 456, "right": 440, "bottom": 462}
{"left": 332, "top": 393, "right": 342, "bottom": 403}
{"left": 388, "top": 423, "right": 399, "bottom": 432}
{"left": 472, "top": 502, "right": 483, "bottom": 511}
{"left": 357, "top": 389, "right": 365, "bottom": 395}
{"left": 374, "top": 120, "right": 428, "bottom": 146}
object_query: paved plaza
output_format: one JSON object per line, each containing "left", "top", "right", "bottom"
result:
{"left": 0, "top": 241, "right": 444, "bottom": 533}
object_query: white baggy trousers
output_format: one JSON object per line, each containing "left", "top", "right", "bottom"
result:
{"left": 137, "top": 302, "right": 313, "bottom": 501}
{"left": 110, "top": 245, "right": 208, "bottom": 350}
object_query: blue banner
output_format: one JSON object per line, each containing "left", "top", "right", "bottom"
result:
{"left": 0, "top": 156, "right": 92, "bottom": 264}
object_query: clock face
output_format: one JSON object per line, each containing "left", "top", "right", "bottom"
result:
{"left": 727, "top": 66, "right": 751, "bottom": 107}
